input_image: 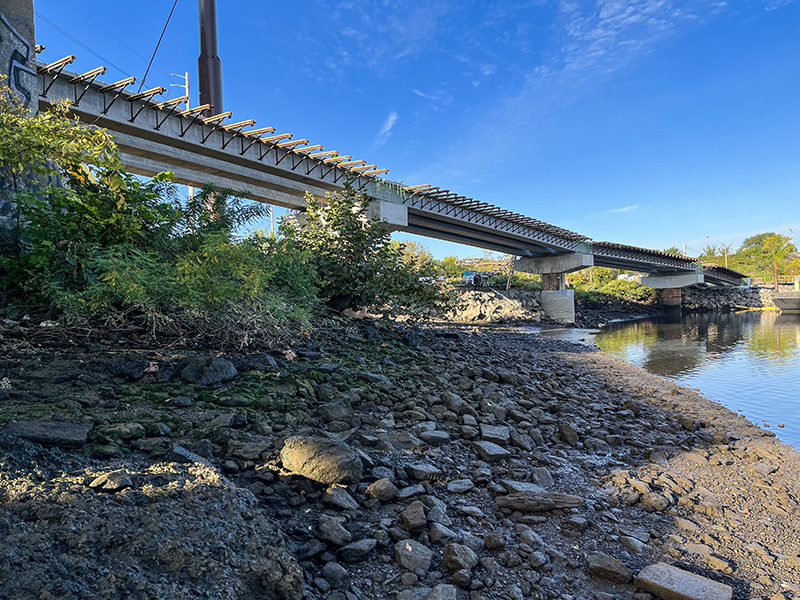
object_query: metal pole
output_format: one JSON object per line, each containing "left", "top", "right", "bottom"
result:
{"left": 774, "top": 261, "right": 779, "bottom": 291}
{"left": 198, "top": 0, "right": 223, "bottom": 115}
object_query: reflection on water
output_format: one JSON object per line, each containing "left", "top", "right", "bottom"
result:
{"left": 593, "top": 311, "right": 800, "bottom": 449}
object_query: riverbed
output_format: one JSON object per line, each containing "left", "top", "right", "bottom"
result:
{"left": 535, "top": 310, "right": 800, "bottom": 449}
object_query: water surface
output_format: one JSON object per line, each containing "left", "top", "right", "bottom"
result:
{"left": 588, "top": 311, "right": 800, "bottom": 449}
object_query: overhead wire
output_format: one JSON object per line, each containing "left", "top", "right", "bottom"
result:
{"left": 138, "top": 0, "right": 180, "bottom": 92}
{"left": 34, "top": 11, "right": 130, "bottom": 77}
{"left": 61, "top": 0, "right": 173, "bottom": 81}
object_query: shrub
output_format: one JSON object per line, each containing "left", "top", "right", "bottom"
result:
{"left": 283, "top": 183, "right": 456, "bottom": 316}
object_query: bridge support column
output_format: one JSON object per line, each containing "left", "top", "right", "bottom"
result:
{"left": 662, "top": 288, "right": 682, "bottom": 307}
{"left": 514, "top": 253, "right": 593, "bottom": 324}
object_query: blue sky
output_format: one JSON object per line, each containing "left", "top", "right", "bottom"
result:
{"left": 33, "top": 0, "right": 800, "bottom": 259}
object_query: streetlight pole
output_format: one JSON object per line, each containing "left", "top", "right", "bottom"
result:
{"left": 198, "top": 0, "right": 223, "bottom": 116}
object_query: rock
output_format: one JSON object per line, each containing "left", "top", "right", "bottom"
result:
{"left": 418, "top": 430, "right": 451, "bottom": 445}
{"left": 586, "top": 552, "right": 633, "bottom": 583}
{"left": 396, "top": 484, "right": 425, "bottom": 500}
{"left": 472, "top": 441, "right": 512, "bottom": 462}
{"left": 168, "top": 396, "right": 194, "bottom": 407}
{"left": 169, "top": 445, "right": 215, "bottom": 467}
{"left": 400, "top": 500, "right": 428, "bottom": 531}
{"left": 380, "top": 432, "right": 423, "bottom": 451}
{"left": 407, "top": 463, "right": 443, "bottom": 481}
{"left": 447, "top": 479, "right": 475, "bottom": 494}
{"left": 280, "top": 436, "right": 363, "bottom": 484}
{"left": 496, "top": 369, "right": 523, "bottom": 386}
{"left": 318, "top": 516, "right": 352, "bottom": 546}
{"left": 102, "top": 422, "right": 146, "bottom": 440}
{"left": 442, "top": 543, "right": 479, "bottom": 571}
{"left": 483, "top": 531, "right": 506, "bottom": 551}
{"left": 620, "top": 536, "right": 647, "bottom": 554}
{"left": 359, "top": 371, "right": 392, "bottom": 390}
{"left": 429, "top": 523, "right": 458, "bottom": 545}
{"left": 337, "top": 538, "right": 377, "bottom": 562}
{"left": 530, "top": 467, "right": 554, "bottom": 488}
{"left": 179, "top": 356, "right": 237, "bottom": 386}
{"left": 559, "top": 422, "right": 579, "bottom": 446}
{"left": 529, "top": 551, "right": 548, "bottom": 568}
{"left": 321, "top": 562, "right": 349, "bottom": 588}
{"left": 227, "top": 440, "right": 272, "bottom": 461}
{"left": 480, "top": 424, "right": 510, "bottom": 446}
{"left": 683, "top": 543, "right": 713, "bottom": 556}
{"left": 215, "top": 395, "right": 251, "bottom": 408}
{"left": 88, "top": 470, "right": 133, "bottom": 493}
{"left": 109, "top": 356, "right": 149, "bottom": 380}
{"left": 318, "top": 399, "right": 354, "bottom": 423}
{"left": 673, "top": 517, "right": 700, "bottom": 532}
{"left": 705, "top": 555, "right": 734, "bottom": 574}
{"left": 495, "top": 491, "right": 584, "bottom": 512}
{"left": 297, "top": 539, "right": 327, "bottom": 560}
{"left": 366, "top": 478, "right": 398, "bottom": 501}
{"left": 641, "top": 492, "right": 671, "bottom": 512}
{"left": 635, "top": 562, "right": 732, "bottom": 600}
{"left": 395, "top": 539, "right": 433, "bottom": 574}
{"left": 1, "top": 419, "right": 92, "bottom": 447}
{"left": 501, "top": 480, "right": 545, "bottom": 494}
{"left": 424, "top": 584, "right": 458, "bottom": 600}
{"left": 323, "top": 486, "right": 360, "bottom": 511}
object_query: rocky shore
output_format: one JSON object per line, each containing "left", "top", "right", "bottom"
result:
{"left": 0, "top": 318, "right": 798, "bottom": 600}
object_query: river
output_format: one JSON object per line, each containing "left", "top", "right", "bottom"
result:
{"left": 534, "top": 310, "right": 800, "bottom": 450}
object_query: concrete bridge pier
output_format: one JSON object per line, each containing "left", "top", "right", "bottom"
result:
{"left": 515, "top": 253, "right": 594, "bottom": 323}
{"left": 641, "top": 272, "right": 704, "bottom": 313}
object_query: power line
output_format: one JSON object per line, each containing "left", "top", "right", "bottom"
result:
{"left": 61, "top": 0, "right": 173, "bottom": 81}
{"left": 34, "top": 11, "right": 130, "bottom": 77}
{"left": 138, "top": 0, "right": 180, "bottom": 92}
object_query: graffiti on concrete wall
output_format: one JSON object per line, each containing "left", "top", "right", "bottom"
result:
{"left": 0, "top": 13, "right": 36, "bottom": 107}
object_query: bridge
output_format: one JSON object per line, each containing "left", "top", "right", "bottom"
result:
{"left": 0, "top": 3, "right": 745, "bottom": 322}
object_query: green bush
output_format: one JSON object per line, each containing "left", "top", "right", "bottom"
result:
{"left": 283, "top": 183, "right": 456, "bottom": 316}
{"left": 598, "top": 279, "right": 660, "bottom": 302}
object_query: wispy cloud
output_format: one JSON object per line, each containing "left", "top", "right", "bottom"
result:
{"left": 586, "top": 204, "right": 640, "bottom": 217}
{"left": 412, "top": 88, "right": 455, "bottom": 105}
{"left": 607, "top": 204, "right": 638, "bottom": 214}
{"left": 375, "top": 111, "right": 399, "bottom": 147}
{"left": 763, "top": 0, "right": 793, "bottom": 10}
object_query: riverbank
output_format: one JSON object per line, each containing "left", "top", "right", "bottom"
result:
{"left": 0, "top": 319, "right": 797, "bottom": 600}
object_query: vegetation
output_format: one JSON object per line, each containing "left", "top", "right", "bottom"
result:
{"left": 0, "top": 84, "right": 453, "bottom": 341}
{"left": 568, "top": 267, "right": 660, "bottom": 304}
{"left": 284, "top": 186, "right": 457, "bottom": 315}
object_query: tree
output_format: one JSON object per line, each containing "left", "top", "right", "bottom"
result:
{"left": 733, "top": 232, "right": 797, "bottom": 280}
{"left": 440, "top": 256, "right": 463, "bottom": 278}
{"left": 392, "top": 240, "right": 437, "bottom": 274}
{"left": 663, "top": 247, "right": 681, "bottom": 256}
{"left": 283, "top": 182, "right": 454, "bottom": 315}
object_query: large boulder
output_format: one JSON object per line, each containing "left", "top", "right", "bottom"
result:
{"left": 280, "top": 436, "right": 363, "bottom": 484}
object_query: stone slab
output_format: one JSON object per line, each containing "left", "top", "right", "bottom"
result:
{"left": 2, "top": 420, "right": 91, "bottom": 447}
{"left": 635, "top": 562, "right": 732, "bottom": 600}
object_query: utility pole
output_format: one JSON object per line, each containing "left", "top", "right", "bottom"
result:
{"left": 170, "top": 72, "right": 195, "bottom": 200}
{"left": 198, "top": 0, "right": 223, "bottom": 116}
